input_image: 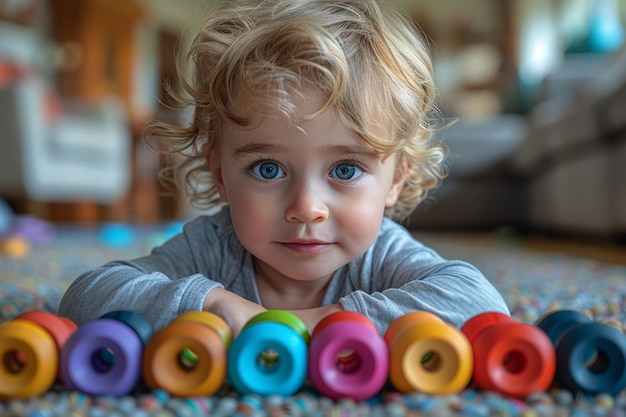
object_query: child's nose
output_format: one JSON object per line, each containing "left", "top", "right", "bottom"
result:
{"left": 284, "top": 182, "right": 329, "bottom": 223}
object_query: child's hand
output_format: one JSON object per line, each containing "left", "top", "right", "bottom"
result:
{"left": 288, "top": 303, "right": 343, "bottom": 334}
{"left": 202, "top": 288, "right": 267, "bottom": 336}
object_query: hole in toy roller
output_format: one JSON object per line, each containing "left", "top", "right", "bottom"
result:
{"left": 502, "top": 350, "right": 526, "bottom": 374}
{"left": 421, "top": 351, "right": 442, "bottom": 373}
{"left": 585, "top": 349, "right": 610, "bottom": 374}
{"left": 336, "top": 349, "right": 360, "bottom": 374}
{"left": 91, "top": 347, "right": 116, "bottom": 373}
{"left": 177, "top": 348, "right": 199, "bottom": 371}
{"left": 258, "top": 348, "right": 279, "bottom": 372}
{"left": 3, "top": 350, "right": 27, "bottom": 374}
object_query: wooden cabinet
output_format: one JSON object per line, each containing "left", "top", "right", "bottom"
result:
{"left": 50, "top": 0, "right": 143, "bottom": 108}
{"left": 41, "top": 0, "right": 149, "bottom": 224}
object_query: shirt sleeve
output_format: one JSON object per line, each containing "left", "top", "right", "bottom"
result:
{"left": 57, "top": 215, "right": 232, "bottom": 331}
{"left": 336, "top": 219, "right": 510, "bottom": 334}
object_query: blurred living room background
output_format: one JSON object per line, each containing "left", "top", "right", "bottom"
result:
{"left": 0, "top": 0, "right": 625, "bottom": 252}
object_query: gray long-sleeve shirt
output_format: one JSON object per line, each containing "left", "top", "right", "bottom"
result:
{"left": 58, "top": 208, "right": 509, "bottom": 334}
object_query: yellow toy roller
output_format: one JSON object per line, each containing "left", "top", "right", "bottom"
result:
{"left": 385, "top": 311, "right": 473, "bottom": 395}
{"left": 0, "top": 311, "right": 76, "bottom": 400}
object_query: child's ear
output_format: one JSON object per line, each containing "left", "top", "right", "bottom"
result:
{"left": 207, "top": 147, "right": 229, "bottom": 203}
{"left": 385, "top": 160, "right": 410, "bottom": 207}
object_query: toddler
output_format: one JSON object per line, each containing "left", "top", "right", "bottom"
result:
{"left": 59, "top": 0, "right": 509, "bottom": 335}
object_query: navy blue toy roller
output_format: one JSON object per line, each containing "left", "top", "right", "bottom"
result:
{"left": 536, "top": 309, "right": 626, "bottom": 395}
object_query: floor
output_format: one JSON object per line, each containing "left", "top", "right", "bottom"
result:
{"left": 423, "top": 230, "right": 626, "bottom": 267}
{"left": 521, "top": 234, "right": 626, "bottom": 266}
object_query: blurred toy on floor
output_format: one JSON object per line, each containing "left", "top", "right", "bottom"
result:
{"left": 0, "top": 198, "right": 56, "bottom": 257}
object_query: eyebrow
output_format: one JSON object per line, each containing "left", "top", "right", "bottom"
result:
{"left": 234, "top": 142, "right": 377, "bottom": 158}
{"left": 233, "top": 143, "right": 289, "bottom": 155}
{"left": 321, "top": 144, "right": 378, "bottom": 158}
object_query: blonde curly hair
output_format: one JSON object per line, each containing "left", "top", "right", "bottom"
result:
{"left": 145, "top": 0, "right": 448, "bottom": 221}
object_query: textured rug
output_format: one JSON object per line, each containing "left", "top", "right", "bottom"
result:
{"left": 1, "top": 222, "right": 626, "bottom": 416}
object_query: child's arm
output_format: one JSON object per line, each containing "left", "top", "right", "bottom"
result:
{"left": 332, "top": 219, "right": 510, "bottom": 334}
{"left": 59, "top": 261, "right": 265, "bottom": 335}
{"left": 339, "top": 260, "right": 509, "bottom": 334}
{"left": 58, "top": 261, "right": 224, "bottom": 330}
{"left": 58, "top": 213, "right": 263, "bottom": 331}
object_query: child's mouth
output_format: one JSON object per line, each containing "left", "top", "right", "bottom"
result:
{"left": 278, "top": 241, "right": 332, "bottom": 255}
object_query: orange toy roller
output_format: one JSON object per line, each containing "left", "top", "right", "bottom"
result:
{"left": 142, "top": 311, "right": 232, "bottom": 397}
{"left": 385, "top": 311, "right": 473, "bottom": 395}
{"left": 461, "top": 312, "right": 556, "bottom": 398}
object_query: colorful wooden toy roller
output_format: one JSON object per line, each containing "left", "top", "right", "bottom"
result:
{"left": 228, "top": 310, "right": 308, "bottom": 396}
{"left": 0, "top": 311, "right": 75, "bottom": 400}
{"left": 384, "top": 311, "right": 472, "bottom": 395}
{"left": 536, "top": 309, "right": 626, "bottom": 395}
{"left": 308, "top": 311, "right": 388, "bottom": 401}
{"left": 60, "top": 310, "right": 153, "bottom": 396}
{"left": 461, "top": 312, "right": 556, "bottom": 398}
{"left": 143, "top": 311, "right": 232, "bottom": 397}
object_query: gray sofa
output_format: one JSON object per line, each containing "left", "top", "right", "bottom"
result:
{"left": 513, "top": 46, "right": 626, "bottom": 239}
{"left": 410, "top": 45, "right": 626, "bottom": 240}
{"left": 409, "top": 114, "right": 527, "bottom": 230}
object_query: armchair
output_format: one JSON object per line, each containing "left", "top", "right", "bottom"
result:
{"left": 0, "top": 21, "right": 131, "bottom": 205}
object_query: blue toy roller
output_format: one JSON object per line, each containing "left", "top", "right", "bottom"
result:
{"left": 535, "top": 309, "right": 591, "bottom": 345}
{"left": 100, "top": 310, "right": 154, "bottom": 346}
{"left": 228, "top": 311, "right": 308, "bottom": 396}
{"left": 536, "top": 309, "right": 626, "bottom": 395}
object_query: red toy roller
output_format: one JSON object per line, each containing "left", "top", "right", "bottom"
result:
{"left": 461, "top": 312, "right": 556, "bottom": 398}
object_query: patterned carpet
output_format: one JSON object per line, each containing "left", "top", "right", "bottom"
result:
{"left": 1, "top": 221, "right": 626, "bottom": 416}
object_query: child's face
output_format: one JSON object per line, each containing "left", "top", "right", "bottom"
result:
{"left": 210, "top": 88, "right": 405, "bottom": 284}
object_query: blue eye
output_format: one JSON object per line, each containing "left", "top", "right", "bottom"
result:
{"left": 251, "top": 161, "right": 285, "bottom": 180}
{"left": 330, "top": 163, "right": 362, "bottom": 180}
